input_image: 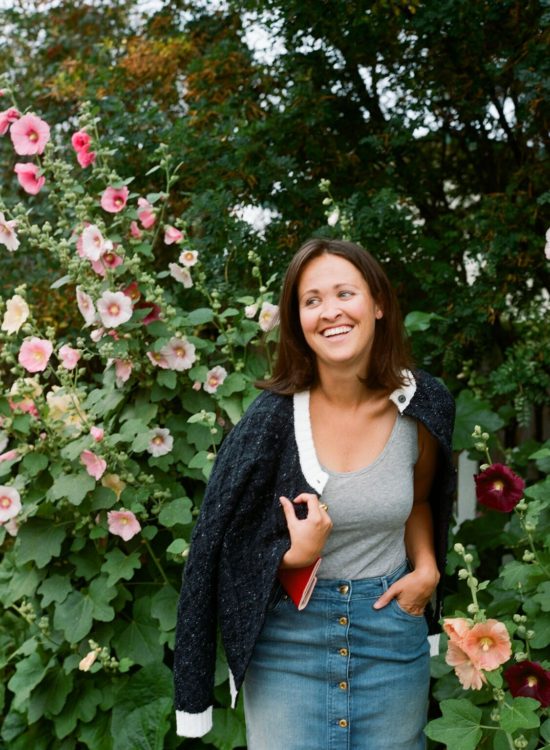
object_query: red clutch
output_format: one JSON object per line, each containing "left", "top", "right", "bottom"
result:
{"left": 277, "top": 558, "right": 322, "bottom": 610}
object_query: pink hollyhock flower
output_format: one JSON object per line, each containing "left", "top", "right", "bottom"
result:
{"left": 0, "top": 212, "right": 20, "bottom": 251}
{"left": 129, "top": 221, "right": 142, "bottom": 239}
{"left": 14, "top": 163, "right": 45, "bottom": 195}
{"left": 204, "top": 365, "right": 228, "bottom": 394}
{"left": 10, "top": 113, "right": 50, "bottom": 155}
{"left": 0, "top": 449, "right": 18, "bottom": 463}
{"left": 122, "top": 281, "right": 141, "bottom": 303}
{"left": 475, "top": 463, "right": 525, "bottom": 512}
{"left": 18, "top": 337, "right": 53, "bottom": 373}
{"left": 100, "top": 186, "right": 129, "bottom": 213}
{"left": 80, "top": 450, "right": 107, "bottom": 480}
{"left": 59, "top": 344, "right": 81, "bottom": 370}
{"left": 160, "top": 337, "right": 196, "bottom": 371}
{"left": 3, "top": 518, "right": 19, "bottom": 536}
{"left": 90, "top": 327, "right": 105, "bottom": 342}
{"left": 259, "top": 301, "right": 279, "bottom": 332}
{"left": 462, "top": 619, "right": 512, "bottom": 671}
{"left": 504, "top": 661, "right": 550, "bottom": 707}
{"left": 137, "top": 197, "right": 156, "bottom": 229}
{"left": 0, "top": 486, "right": 21, "bottom": 523}
{"left": 0, "top": 107, "right": 20, "bottom": 136}
{"left": 97, "top": 291, "right": 133, "bottom": 328}
{"left": 164, "top": 225, "right": 183, "bottom": 244}
{"left": 76, "top": 286, "right": 97, "bottom": 327}
{"left": 114, "top": 359, "right": 132, "bottom": 387}
{"left": 192, "top": 380, "right": 201, "bottom": 391}
{"left": 245, "top": 303, "right": 258, "bottom": 319}
{"left": 91, "top": 250, "right": 123, "bottom": 277}
{"left": 146, "top": 350, "right": 170, "bottom": 369}
{"left": 169, "top": 263, "right": 193, "bottom": 288}
{"left": 147, "top": 427, "right": 174, "bottom": 457}
{"left": 78, "top": 649, "right": 100, "bottom": 672}
{"left": 90, "top": 426, "right": 104, "bottom": 442}
{"left": 80, "top": 224, "right": 107, "bottom": 261}
{"left": 77, "top": 148, "right": 96, "bottom": 168}
{"left": 71, "top": 130, "right": 91, "bottom": 152}
{"left": 107, "top": 509, "right": 141, "bottom": 541}
{"left": 2, "top": 294, "right": 29, "bottom": 333}
{"left": 178, "top": 249, "right": 199, "bottom": 267}
{"left": 446, "top": 640, "right": 487, "bottom": 691}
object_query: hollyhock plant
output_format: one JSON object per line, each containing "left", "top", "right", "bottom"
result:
{"left": 504, "top": 661, "right": 550, "bottom": 707}
{"left": 461, "top": 619, "right": 512, "bottom": 671}
{"left": 14, "top": 162, "right": 45, "bottom": 195}
{"left": 0, "top": 107, "right": 20, "bottom": 135}
{"left": 18, "top": 337, "right": 53, "bottom": 373}
{"left": 107, "top": 509, "right": 141, "bottom": 541}
{"left": 0, "top": 486, "right": 21, "bottom": 523}
{"left": 147, "top": 427, "right": 174, "bottom": 457}
{"left": 137, "top": 197, "right": 156, "bottom": 229}
{"left": 160, "top": 337, "right": 196, "bottom": 371}
{"left": 80, "top": 450, "right": 107, "bottom": 480}
{"left": 204, "top": 366, "right": 228, "bottom": 394}
{"left": 100, "top": 186, "right": 129, "bottom": 213}
{"left": 76, "top": 286, "right": 97, "bottom": 327}
{"left": 259, "top": 301, "right": 279, "bottom": 332}
{"left": 474, "top": 463, "right": 525, "bottom": 512}
{"left": 169, "top": 263, "right": 193, "bottom": 288}
{"left": 0, "top": 212, "right": 20, "bottom": 251}
{"left": 59, "top": 344, "right": 81, "bottom": 370}
{"left": 164, "top": 225, "right": 183, "bottom": 244}
{"left": 2, "top": 294, "right": 29, "bottom": 333}
{"left": 178, "top": 248, "right": 199, "bottom": 267}
{"left": 97, "top": 291, "right": 133, "bottom": 328}
{"left": 10, "top": 113, "right": 50, "bottom": 155}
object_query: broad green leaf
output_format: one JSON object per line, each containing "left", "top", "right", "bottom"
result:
{"left": 534, "top": 581, "right": 550, "bottom": 611}
{"left": 219, "top": 372, "right": 247, "bottom": 396}
{"left": 186, "top": 307, "right": 214, "bottom": 325}
{"left": 158, "top": 497, "right": 192, "bottom": 527}
{"left": 78, "top": 710, "right": 113, "bottom": 750}
{"left": 112, "top": 598, "right": 163, "bottom": 666}
{"left": 150, "top": 586, "right": 179, "bottom": 632}
{"left": 28, "top": 669, "right": 73, "bottom": 722}
{"left": 88, "top": 577, "right": 117, "bottom": 622}
{"left": 53, "top": 591, "right": 94, "bottom": 643}
{"left": 49, "top": 472, "right": 96, "bottom": 505}
{"left": 166, "top": 538, "right": 188, "bottom": 556}
{"left": 21, "top": 452, "right": 48, "bottom": 476}
{"left": 3, "top": 564, "right": 42, "bottom": 606}
{"left": 156, "top": 369, "right": 177, "bottom": 390}
{"left": 500, "top": 696, "right": 540, "bottom": 733}
{"left": 529, "top": 613, "right": 550, "bottom": 648}
{"left": 101, "top": 548, "right": 142, "bottom": 587}
{"left": 53, "top": 683, "right": 102, "bottom": 739}
{"left": 38, "top": 574, "right": 72, "bottom": 606}
{"left": 424, "top": 699, "right": 482, "bottom": 750}
{"left": 16, "top": 520, "right": 66, "bottom": 568}
{"left": 404, "top": 310, "right": 443, "bottom": 333}
{"left": 500, "top": 560, "right": 543, "bottom": 590}
{"left": 541, "top": 717, "right": 550, "bottom": 742}
{"left": 453, "top": 390, "right": 505, "bottom": 451}
{"left": 218, "top": 395, "right": 244, "bottom": 424}
{"left": 205, "top": 707, "right": 247, "bottom": 750}
{"left": 7, "top": 652, "right": 50, "bottom": 710}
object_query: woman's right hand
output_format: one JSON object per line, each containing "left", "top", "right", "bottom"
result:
{"left": 279, "top": 493, "right": 332, "bottom": 568}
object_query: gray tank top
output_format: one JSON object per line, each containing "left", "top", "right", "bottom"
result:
{"left": 317, "top": 414, "right": 418, "bottom": 579}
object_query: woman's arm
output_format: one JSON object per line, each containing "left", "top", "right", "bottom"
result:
{"left": 279, "top": 493, "right": 333, "bottom": 568}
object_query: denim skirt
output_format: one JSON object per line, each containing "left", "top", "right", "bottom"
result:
{"left": 243, "top": 561, "right": 430, "bottom": 750}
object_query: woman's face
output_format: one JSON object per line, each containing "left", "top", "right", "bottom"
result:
{"left": 297, "top": 253, "right": 382, "bottom": 375}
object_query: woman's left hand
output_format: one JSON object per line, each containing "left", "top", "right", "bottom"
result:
{"left": 372, "top": 567, "right": 440, "bottom": 616}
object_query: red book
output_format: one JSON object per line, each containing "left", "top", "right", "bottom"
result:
{"left": 277, "top": 558, "right": 322, "bottom": 610}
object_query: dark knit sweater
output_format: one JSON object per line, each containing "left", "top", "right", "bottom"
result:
{"left": 173, "top": 369, "right": 456, "bottom": 728}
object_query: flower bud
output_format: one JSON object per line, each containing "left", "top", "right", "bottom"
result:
{"left": 522, "top": 550, "right": 535, "bottom": 562}
{"left": 463, "top": 553, "right": 474, "bottom": 564}
{"left": 458, "top": 568, "right": 469, "bottom": 580}
{"left": 468, "top": 577, "right": 478, "bottom": 588}
{"left": 525, "top": 630, "right": 535, "bottom": 640}
{"left": 513, "top": 614, "right": 522, "bottom": 623}
{"left": 524, "top": 522, "right": 536, "bottom": 532}
{"left": 481, "top": 432, "right": 489, "bottom": 440}
{"left": 467, "top": 603, "right": 479, "bottom": 614}
{"left": 490, "top": 709, "right": 500, "bottom": 722}
{"left": 453, "top": 543, "right": 465, "bottom": 554}
{"left": 514, "top": 736, "right": 527, "bottom": 749}
{"left": 474, "top": 442, "right": 486, "bottom": 451}
{"left": 514, "top": 651, "right": 528, "bottom": 662}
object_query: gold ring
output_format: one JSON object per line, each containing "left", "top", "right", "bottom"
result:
{"left": 319, "top": 503, "right": 329, "bottom": 512}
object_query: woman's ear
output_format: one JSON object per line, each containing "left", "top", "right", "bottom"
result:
{"left": 375, "top": 308, "right": 383, "bottom": 319}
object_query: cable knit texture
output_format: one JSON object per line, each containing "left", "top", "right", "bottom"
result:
{"left": 173, "top": 369, "right": 456, "bottom": 732}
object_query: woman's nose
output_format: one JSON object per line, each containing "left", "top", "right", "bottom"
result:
{"left": 320, "top": 301, "right": 342, "bottom": 320}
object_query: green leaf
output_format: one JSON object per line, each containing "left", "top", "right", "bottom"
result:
{"left": 166, "top": 538, "right": 189, "bottom": 556}
{"left": 112, "top": 598, "right": 163, "bottom": 666}
{"left": 38, "top": 574, "right": 72, "bottom": 606}
{"left": 158, "top": 497, "right": 192, "bottom": 527}
{"left": 453, "top": 390, "right": 506, "bottom": 451}
{"left": 219, "top": 372, "right": 247, "bottom": 396}
{"left": 404, "top": 310, "right": 443, "bottom": 333}
{"left": 541, "top": 717, "right": 550, "bottom": 742}
{"left": 21, "top": 452, "right": 49, "bottom": 476}
{"left": 485, "top": 669, "right": 503, "bottom": 688}
{"left": 53, "top": 590, "right": 94, "bottom": 643}
{"left": 101, "top": 548, "right": 142, "bottom": 587}
{"left": 7, "top": 652, "right": 50, "bottom": 711}
{"left": 534, "top": 581, "right": 550, "bottom": 611}
{"left": 529, "top": 612, "right": 550, "bottom": 648}
{"left": 49, "top": 472, "right": 96, "bottom": 505}
{"left": 499, "top": 696, "right": 540, "bottom": 733}
{"left": 500, "top": 560, "right": 543, "bottom": 590}
{"left": 50, "top": 274, "right": 73, "bottom": 289}
{"left": 28, "top": 669, "right": 73, "bottom": 722}
{"left": 186, "top": 307, "right": 214, "bottom": 325}
{"left": 156, "top": 369, "right": 177, "bottom": 390}
{"left": 2, "top": 564, "right": 42, "bottom": 606}
{"left": 52, "top": 682, "right": 102, "bottom": 739}
{"left": 424, "top": 699, "right": 483, "bottom": 750}
{"left": 16, "top": 520, "right": 66, "bottom": 568}
{"left": 205, "top": 706, "right": 247, "bottom": 750}
{"left": 88, "top": 577, "right": 117, "bottom": 622}
{"left": 150, "top": 586, "right": 179, "bottom": 632}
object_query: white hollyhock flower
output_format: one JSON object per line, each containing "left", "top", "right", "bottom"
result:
{"left": 147, "top": 427, "right": 174, "bottom": 457}
{"left": 96, "top": 291, "right": 133, "bottom": 328}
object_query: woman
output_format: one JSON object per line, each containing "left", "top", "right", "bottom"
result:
{"left": 173, "top": 239, "right": 456, "bottom": 749}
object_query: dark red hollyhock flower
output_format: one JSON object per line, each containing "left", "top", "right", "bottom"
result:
{"left": 123, "top": 281, "right": 141, "bottom": 303}
{"left": 474, "top": 463, "right": 525, "bottom": 512}
{"left": 138, "top": 301, "right": 161, "bottom": 326}
{"left": 504, "top": 661, "right": 550, "bottom": 707}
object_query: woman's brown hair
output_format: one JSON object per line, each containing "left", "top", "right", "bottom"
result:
{"left": 259, "top": 238, "right": 413, "bottom": 395}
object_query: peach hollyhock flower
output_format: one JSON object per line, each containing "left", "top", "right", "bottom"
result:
{"left": 2, "top": 294, "right": 29, "bottom": 333}
{"left": 114, "top": 359, "right": 132, "bottom": 387}
{"left": 475, "top": 463, "right": 525, "bottom": 512}
{"left": 0, "top": 212, "right": 20, "bottom": 251}
{"left": 462, "top": 619, "right": 512, "bottom": 671}
{"left": 71, "top": 130, "right": 91, "bottom": 152}
{"left": 90, "top": 426, "right": 104, "bottom": 442}
{"left": 164, "top": 225, "right": 183, "bottom": 244}
{"left": 76, "top": 286, "right": 97, "bottom": 327}
{"left": 80, "top": 224, "right": 107, "bottom": 261}
{"left": 443, "top": 617, "right": 472, "bottom": 642}
{"left": 77, "top": 148, "right": 96, "bottom": 168}
{"left": 147, "top": 427, "right": 174, "bottom": 457}
{"left": 78, "top": 648, "right": 100, "bottom": 672}
{"left": 80, "top": 450, "right": 107, "bottom": 480}
{"left": 137, "top": 197, "right": 156, "bottom": 229}
{"left": 10, "top": 113, "right": 50, "bottom": 155}
{"left": 146, "top": 350, "right": 170, "bottom": 369}
{"left": 59, "top": 344, "right": 81, "bottom": 370}
{"left": 100, "top": 186, "right": 129, "bottom": 213}
{"left": 169, "top": 263, "right": 193, "bottom": 288}
{"left": 204, "top": 365, "right": 228, "bottom": 394}
{"left": 107, "top": 509, "right": 141, "bottom": 541}
{"left": 129, "top": 221, "right": 142, "bottom": 239}
{"left": 160, "top": 337, "right": 196, "bottom": 371}
{"left": 14, "top": 163, "right": 45, "bottom": 195}
{"left": 446, "top": 640, "right": 487, "bottom": 691}
{"left": 97, "top": 291, "right": 133, "bottom": 328}
{"left": 0, "top": 107, "right": 20, "bottom": 136}
{"left": 18, "top": 337, "right": 53, "bottom": 373}
{"left": 259, "top": 301, "right": 279, "bottom": 332}
{"left": 178, "top": 249, "right": 199, "bottom": 267}
{"left": 0, "top": 486, "right": 21, "bottom": 523}
{"left": 101, "top": 473, "right": 126, "bottom": 499}
{"left": 504, "top": 661, "right": 550, "bottom": 707}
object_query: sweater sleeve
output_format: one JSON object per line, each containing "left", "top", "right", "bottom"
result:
{"left": 173, "top": 396, "right": 281, "bottom": 735}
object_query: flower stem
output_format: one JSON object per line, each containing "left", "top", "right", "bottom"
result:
{"left": 143, "top": 539, "right": 170, "bottom": 585}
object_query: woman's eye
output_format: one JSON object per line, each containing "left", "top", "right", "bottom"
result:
{"left": 338, "top": 290, "right": 353, "bottom": 299}
{"left": 304, "top": 297, "right": 319, "bottom": 306}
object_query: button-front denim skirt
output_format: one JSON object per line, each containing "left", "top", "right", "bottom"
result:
{"left": 243, "top": 561, "right": 430, "bottom": 750}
